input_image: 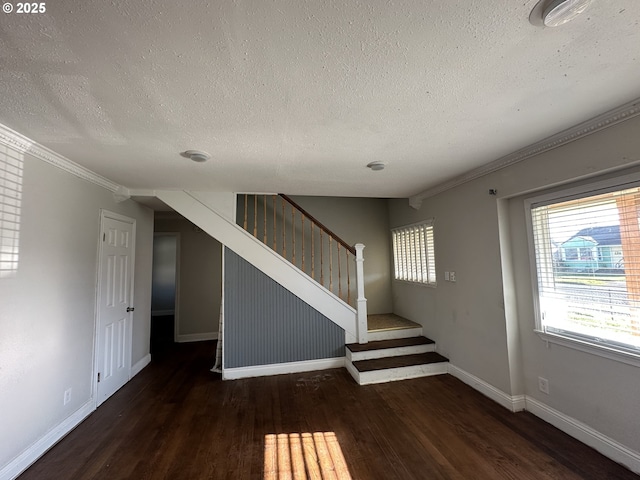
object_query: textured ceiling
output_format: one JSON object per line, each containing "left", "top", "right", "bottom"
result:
{"left": 1, "top": 0, "right": 639, "bottom": 198}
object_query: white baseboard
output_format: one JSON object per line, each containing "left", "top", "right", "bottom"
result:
{"left": 176, "top": 332, "right": 218, "bottom": 343}
{"left": 223, "top": 357, "right": 345, "bottom": 380}
{"left": 525, "top": 396, "right": 640, "bottom": 475}
{"left": 0, "top": 400, "right": 95, "bottom": 480}
{"left": 448, "top": 364, "right": 525, "bottom": 412}
{"left": 130, "top": 354, "right": 151, "bottom": 378}
{"left": 448, "top": 365, "right": 640, "bottom": 474}
{"left": 151, "top": 310, "right": 175, "bottom": 316}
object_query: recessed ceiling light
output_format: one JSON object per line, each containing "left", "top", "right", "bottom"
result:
{"left": 367, "top": 161, "right": 385, "bottom": 171}
{"left": 530, "top": 0, "right": 592, "bottom": 27}
{"left": 181, "top": 150, "right": 211, "bottom": 163}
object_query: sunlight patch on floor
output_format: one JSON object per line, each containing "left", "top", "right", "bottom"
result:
{"left": 264, "top": 432, "right": 352, "bottom": 480}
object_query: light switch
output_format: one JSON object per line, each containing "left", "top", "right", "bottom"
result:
{"left": 444, "top": 271, "right": 450, "bottom": 281}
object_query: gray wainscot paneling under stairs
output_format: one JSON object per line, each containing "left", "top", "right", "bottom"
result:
{"left": 224, "top": 249, "right": 345, "bottom": 368}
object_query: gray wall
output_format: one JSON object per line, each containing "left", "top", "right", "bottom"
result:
{"left": 388, "top": 114, "right": 640, "bottom": 454}
{"left": 0, "top": 146, "right": 153, "bottom": 471}
{"left": 224, "top": 249, "right": 345, "bottom": 368}
{"left": 154, "top": 216, "right": 222, "bottom": 338}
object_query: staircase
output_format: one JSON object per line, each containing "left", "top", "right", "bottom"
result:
{"left": 156, "top": 191, "right": 447, "bottom": 385}
{"left": 346, "top": 314, "right": 449, "bottom": 385}
{"left": 156, "top": 190, "right": 361, "bottom": 338}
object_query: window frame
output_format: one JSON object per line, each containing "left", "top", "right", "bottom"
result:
{"left": 524, "top": 171, "right": 640, "bottom": 368}
{"left": 391, "top": 219, "right": 437, "bottom": 287}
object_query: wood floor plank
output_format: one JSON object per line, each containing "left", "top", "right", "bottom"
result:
{"left": 18, "top": 342, "right": 639, "bottom": 480}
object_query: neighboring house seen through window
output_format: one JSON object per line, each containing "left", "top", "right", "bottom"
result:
{"left": 527, "top": 179, "right": 640, "bottom": 360}
{"left": 392, "top": 221, "right": 436, "bottom": 285}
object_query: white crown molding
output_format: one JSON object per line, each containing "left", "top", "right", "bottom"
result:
{"left": 409, "top": 98, "right": 640, "bottom": 209}
{"left": 0, "top": 123, "right": 122, "bottom": 193}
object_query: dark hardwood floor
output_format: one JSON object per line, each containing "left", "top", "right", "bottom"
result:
{"left": 19, "top": 341, "right": 639, "bottom": 479}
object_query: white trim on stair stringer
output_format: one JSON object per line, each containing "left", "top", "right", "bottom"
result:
{"left": 448, "top": 364, "right": 526, "bottom": 412}
{"left": 222, "top": 357, "right": 345, "bottom": 380}
{"left": 156, "top": 190, "right": 358, "bottom": 337}
{"left": 525, "top": 397, "right": 640, "bottom": 475}
{"left": 448, "top": 364, "right": 640, "bottom": 475}
{"left": 0, "top": 400, "right": 95, "bottom": 480}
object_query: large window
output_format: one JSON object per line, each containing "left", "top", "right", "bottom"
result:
{"left": 527, "top": 179, "right": 640, "bottom": 359}
{"left": 392, "top": 221, "right": 436, "bottom": 285}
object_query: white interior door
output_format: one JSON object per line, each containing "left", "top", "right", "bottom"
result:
{"left": 96, "top": 211, "right": 135, "bottom": 406}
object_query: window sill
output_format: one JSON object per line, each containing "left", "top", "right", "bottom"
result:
{"left": 534, "top": 330, "right": 640, "bottom": 368}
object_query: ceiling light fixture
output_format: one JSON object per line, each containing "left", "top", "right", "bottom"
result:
{"left": 530, "top": 0, "right": 592, "bottom": 27}
{"left": 367, "top": 161, "right": 385, "bottom": 171}
{"left": 181, "top": 150, "right": 211, "bottom": 163}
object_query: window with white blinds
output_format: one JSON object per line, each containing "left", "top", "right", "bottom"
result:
{"left": 392, "top": 221, "right": 436, "bottom": 285}
{"left": 529, "top": 183, "right": 640, "bottom": 356}
{"left": 0, "top": 146, "right": 23, "bottom": 279}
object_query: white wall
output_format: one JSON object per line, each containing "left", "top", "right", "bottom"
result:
{"left": 0, "top": 146, "right": 153, "bottom": 475}
{"left": 154, "top": 215, "right": 222, "bottom": 339}
{"left": 389, "top": 115, "right": 640, "bottom": 456}
{"left": 290, "top": 196, "right": 393, "bottom": 314}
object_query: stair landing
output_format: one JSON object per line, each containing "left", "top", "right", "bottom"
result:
{"left": 367, "top": 313, "right": 422, "bottom": 341}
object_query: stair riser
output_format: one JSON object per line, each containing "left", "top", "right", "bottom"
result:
{"left": 367, "top": 327, "right": 423, "bottom": 341}
{"left": 355, "top": 362, "right": 449, "bottom": 385}
{"left": 347, "top": 344, "right": 435, "bottom": 362}
{"left": 345, "top": 360, "right": 360, "bottom": 384}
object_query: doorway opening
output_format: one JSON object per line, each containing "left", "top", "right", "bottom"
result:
{"left": 151, "top": 211, "right": 223, "bottom": 362}
{"left": 151, "top": 233, "right": 180, "bottom": 356}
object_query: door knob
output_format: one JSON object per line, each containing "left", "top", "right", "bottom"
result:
{"left": 127, "top": 307, "right": 135, "bottom": 312}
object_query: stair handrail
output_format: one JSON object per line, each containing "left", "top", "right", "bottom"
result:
{"left": 281, "top": 195, "right": 367, "bottom": 343}
{"left": 279, "top": 194, "right": 356, "bottom": 255}
{"left": 239, "top": 193, "right": 368, "bottom": 343}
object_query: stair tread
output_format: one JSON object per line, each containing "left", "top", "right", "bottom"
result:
{"left": 346, "top": 336, "right": 434, "bottom": 352}
{"left": 352, "top": 352, "right": 449, "bottom": 372}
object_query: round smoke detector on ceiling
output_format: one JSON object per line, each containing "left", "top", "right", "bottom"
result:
{"left": 367, "top": 161, "right": 385, "bottom": 171}
{"left": 181, "top": 150, "right": 211, "bottom": 163}
{"left": 530, "top": 0, "right": 592, "bottom": 27}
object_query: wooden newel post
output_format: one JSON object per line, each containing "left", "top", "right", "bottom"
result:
{"left": 355, "top": 243, "right": 368, "bottom": 344}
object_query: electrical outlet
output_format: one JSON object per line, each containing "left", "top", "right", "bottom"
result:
{"left": 450, "top": 271, "right": 456, "bottom": 282}
{"left": 538, "top": 377, "right": 549, "bottom": 394}
{"left": 64, "top": 388, "right": 72, "bottom": 405}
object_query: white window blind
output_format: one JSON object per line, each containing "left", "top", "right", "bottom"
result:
{"left": 530, "top": 186, "right": 640, "bottom": 354}
{"left": 392, "top": 221, "right": 436, "bottom": 285}
{"left": 0, "top": 146, "right": 23, "bottom": 278}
